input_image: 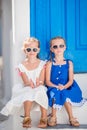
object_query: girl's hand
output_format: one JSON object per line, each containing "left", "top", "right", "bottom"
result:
{"left": 36, "top": 78, "right": 44, "bottom": 87}
{"left": 29, "top": 79, "right": 35, "bottom": 88}
{"left": 58, "top": 84, "right": 65, "bottom": 90}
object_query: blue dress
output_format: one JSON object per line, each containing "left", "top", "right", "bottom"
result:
{"left": 47, "top": 60, "right": 86, "bottom": 109}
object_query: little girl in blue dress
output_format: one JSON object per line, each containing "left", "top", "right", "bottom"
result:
{"left": 46, "top": 36, "right": 86, "bottom": 127}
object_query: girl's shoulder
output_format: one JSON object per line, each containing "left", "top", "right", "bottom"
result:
{"left": 46, "top": 60, "right": 52, "bottom": 64}
{"left": 18, "top": 59, "right": 27, "bottom": 66}
{"left": 21, "top": 59, "right": 28, "bottom": 65}
{"left": 66, "top": 59, "right": 73, "bottom": 64}
{"left": 45, "top": 60, "right": 52, "bottom": 68}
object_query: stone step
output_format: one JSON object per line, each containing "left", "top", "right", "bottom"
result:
{"left": 56, "top": 101, "right": 87, "bottom": 124}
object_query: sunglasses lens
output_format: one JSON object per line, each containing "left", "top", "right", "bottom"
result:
{"left": 52, "top": 44, "right": 64, "bottom": 49}
{"left": 53, "top": 45, "right": 58, "bottom": 49}
{"left": 59, "top": 44, "right": 64, "bottom": 48}
{"left": 26, "top": 48, "right": 38, "bottom": 52}
{"left": 26, "top": 48, "right": 31, "bottom": 52}
{"left": 33, "top": 48, "right": 38, "bottom": 52}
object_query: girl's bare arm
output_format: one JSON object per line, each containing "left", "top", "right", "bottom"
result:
{"left": 64, "top": 61, "right": 74, "bottom": 89}
{"left": 46, "top": 61, "right": 58, "bottom": 88}
{"left": 18, "top": 69, "right": 35, "bottom": 88}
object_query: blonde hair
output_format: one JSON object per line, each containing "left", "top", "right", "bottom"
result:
{"left": 22, "top": 37, "right": 40, "bottom": 51}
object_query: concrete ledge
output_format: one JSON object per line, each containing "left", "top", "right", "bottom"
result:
{"left": 56, "top": 101, "right": 87, "bottom": 124}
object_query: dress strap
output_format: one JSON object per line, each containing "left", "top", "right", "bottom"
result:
{"left": 66, "top": 59, "right": 69, "bottom": 65}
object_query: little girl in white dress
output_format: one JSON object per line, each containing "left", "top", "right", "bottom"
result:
{"left": 0, "top": 37, "right": 48, "bottom": 128}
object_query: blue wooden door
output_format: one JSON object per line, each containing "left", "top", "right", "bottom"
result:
{"left": 30, "top": 0, "right": 87, "bottom": 73}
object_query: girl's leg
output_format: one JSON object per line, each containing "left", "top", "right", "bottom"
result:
{"left": 64, "top": 102, "right": 73, "bottom": 120}
{"left": 64, "top": 102, "right": 79, "bottom": 126}
{"left": 22, "top": 101, "right": 33, "bottom": 128}
{"left": 47, "top": 107, "right": 57, "bottom": 126}
{"left": 38, "top": 106, "right": 47, "bottom": 128}
{"left": 24, "top": 101, "right": 33, "bottom": 117}
{"left": 51, "top": 107, "right": 57, "bottom": 118}
{"left": 40, "top": 106, "right": 47, "bottom": 118}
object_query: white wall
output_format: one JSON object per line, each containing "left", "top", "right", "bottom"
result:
{"left": 74, "top": 73, "right": 87, "bottom": 98}
{"left": 11, "top": 0, "right": 30, "bottom": 85}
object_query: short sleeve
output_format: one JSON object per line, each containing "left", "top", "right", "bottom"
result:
{"left": 17, "top": 64, "right": 26, "bottom": 72}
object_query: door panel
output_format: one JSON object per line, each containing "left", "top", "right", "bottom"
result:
{"left": 30, "top": 0, "right": 87, "bottom": 73}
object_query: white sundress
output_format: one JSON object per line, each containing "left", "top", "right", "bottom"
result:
{"left": 0, "top": 60, "right": 48, "bottom": 116}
